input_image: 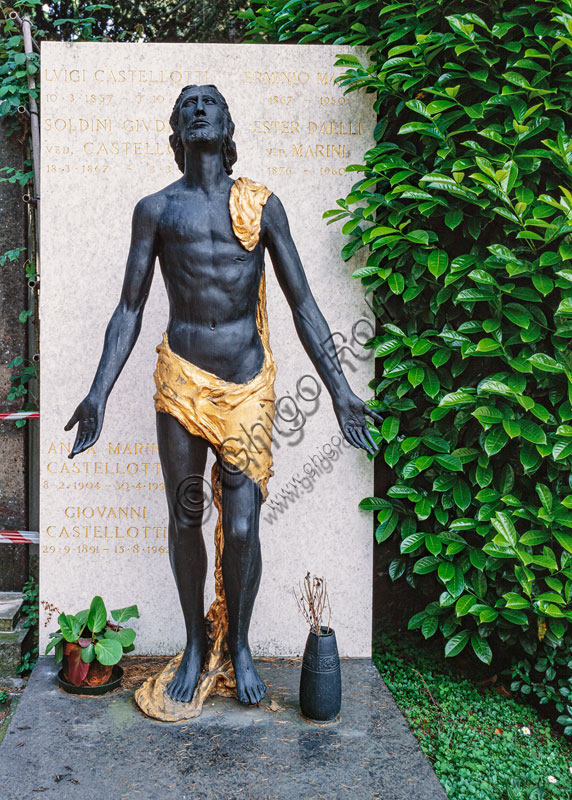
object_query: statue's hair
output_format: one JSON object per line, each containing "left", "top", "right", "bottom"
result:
{"left": 169, "top": 84, "right": 237, "bottom": 175}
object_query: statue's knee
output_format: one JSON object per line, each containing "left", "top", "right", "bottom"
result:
{"left": 225, "top": 515, "right": 253, "bottom": 547}
{"left": 171, "top": 498, "right": 203, "bottom": 531}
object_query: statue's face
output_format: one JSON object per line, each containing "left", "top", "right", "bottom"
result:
{"left": 178, "top": 86, "right": 225, "bottom": 148}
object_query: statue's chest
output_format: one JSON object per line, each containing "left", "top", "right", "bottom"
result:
{"left": 159, "top": 197, "right": 242, "bottom": 253}
{"left": 158, "top": 196, "right": 263, "bottom": 290}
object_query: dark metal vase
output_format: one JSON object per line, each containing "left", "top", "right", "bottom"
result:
{"left": 299, "top": 626, "right": 341, "bottom": 723}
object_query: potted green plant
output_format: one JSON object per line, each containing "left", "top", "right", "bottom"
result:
{"left": 45, "top": 595, "right": 139, "bottom": 694}
{"left": 295, "top": 573, "right": 341, "bottom": 723}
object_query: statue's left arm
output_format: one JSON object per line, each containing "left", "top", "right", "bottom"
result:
{"left": 263, "top": 193, "right": 381, "bottom": 454}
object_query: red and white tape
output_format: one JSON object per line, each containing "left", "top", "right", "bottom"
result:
{"left": 0, "top": 530, "right": 39, "bottom": 545}
{"left": 0, "top": 411, "right": 39, "bottom": 420}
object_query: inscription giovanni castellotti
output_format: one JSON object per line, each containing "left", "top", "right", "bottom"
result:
{"left": 42, "top": 67, "right": 366, "bottom": 179}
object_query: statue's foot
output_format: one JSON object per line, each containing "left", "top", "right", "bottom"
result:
{"left": 166, "top": 642, "right": 206, "bottom": 703}
{"left": 230, "top": 645, "right": 266, "bottom": 705}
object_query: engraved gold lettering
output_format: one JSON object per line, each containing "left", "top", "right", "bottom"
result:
{"left": 44, "top": 145, "right": 72, "bottom": 155}
{"left": 63, "top": 507, "right": 147, "bottom": 520}
{"left": 253, "top": 120, "right": 300, "bottom": 135}
{"left": 291, "top": 143, "right": 349, "bottom": 158}
{"left": 122, "top": 119, "right": 166, "bottom": 134}
{"left": 44, "top": 460, "right": 162, "bottom": 475}
{"left": 44, "top": 524, "right": 169, "bottom": 540}
{"left": 44, "top": 118, "right": 111, "bottom": 133}
{"left": 83, "top": 141, "right": 168, "bottom": 156}
{"left": 44, "top": 68, "right": 87, "bottom": 83}
{"left": 48, "top": 441, "right": 71, "bottom": 455}
{"left": 308, "top": 121, "right": 363, "bottom": 136}
{"left": 245, "top": 71, "right": 310, "bottom": 86}
{"left": 317, "top": 72, "right": 338, "bottom": 86}
{"left": 108, "top": 442, "right": 159, "bottom": 456}
{"left": 93, "top": 69, "right": 206, "bottom": 84}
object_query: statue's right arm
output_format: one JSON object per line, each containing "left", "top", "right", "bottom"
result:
{"left": 65, "top": 194, "right": 162, "bottom": 458}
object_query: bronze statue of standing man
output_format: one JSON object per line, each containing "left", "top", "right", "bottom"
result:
{"left": 65, "top": 84, "right": 380, "bottom": 720}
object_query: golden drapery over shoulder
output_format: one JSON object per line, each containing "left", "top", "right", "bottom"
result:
{"left": 134, "top": 178, "right": 276, "bottom": 722}
{"left": 229, "top": 177, "right": 272, "bottom": 252}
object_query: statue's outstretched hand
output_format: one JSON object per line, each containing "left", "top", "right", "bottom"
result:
{"left": 64, "top": 396, "right": 105, "bottom": 458}
{"left": 334, "top": 392, "right": 383, "bottom": 456}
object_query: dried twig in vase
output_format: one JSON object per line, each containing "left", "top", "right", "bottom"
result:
{"left": 293, "top": 572, "right": 332, "bottom": 634}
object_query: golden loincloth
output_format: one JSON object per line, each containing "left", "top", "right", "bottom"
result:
{"left": 134, "top": 177, "right": 276, "bottom": 722}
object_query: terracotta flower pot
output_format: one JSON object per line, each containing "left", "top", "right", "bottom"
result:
{"left": 62, "top": 642, "right": 113, "bottom": 687}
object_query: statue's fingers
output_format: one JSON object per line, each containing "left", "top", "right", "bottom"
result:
{"left": 70, "top": 431, "right": 88, "bottom": 458}
{"left": 363, "top": 404, "right": 383, "bottom": 426}
{"left": 83, "top": 429, "right": 100, "bottom": 451}
{"left": 64, "top": 410, "right": 78, "bottom": 431}
{"left": 363, "top": 425, "right": 378, "bottom": 453}
{"left": 345, "top": 426, "right": 362, "bottom": 450}
{"left": 354, "top": 426, "right": 375, "bottom": 456}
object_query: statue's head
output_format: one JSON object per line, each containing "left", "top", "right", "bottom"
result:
{"left": 169, "top": 84, "right": 237, "bottom": 175}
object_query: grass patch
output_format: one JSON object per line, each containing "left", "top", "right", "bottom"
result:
{"left": 374, "top": 634, "right": 572, "bottom": 800}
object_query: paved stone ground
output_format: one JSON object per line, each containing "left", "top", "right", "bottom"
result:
{"left": 0, "top": 656, "right": 448, "bottom": 800}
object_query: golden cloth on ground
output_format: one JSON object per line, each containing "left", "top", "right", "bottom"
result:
{"left": 135, "top": 178, "right": 275, "bottom": 722}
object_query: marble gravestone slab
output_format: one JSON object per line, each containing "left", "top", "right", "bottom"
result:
{"left": 39, "top": 43, "right": 375, "bottom": 657}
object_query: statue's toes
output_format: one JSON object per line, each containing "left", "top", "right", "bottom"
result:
{"left": 236, "top": 686, "right": 250, "bottom": 704}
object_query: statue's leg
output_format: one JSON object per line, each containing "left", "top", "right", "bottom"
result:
{"left": 156, "top": 411, "right": 209, "bottom": 703}
{"left": 219, "top": 457, "right": 266, "bottom": 704}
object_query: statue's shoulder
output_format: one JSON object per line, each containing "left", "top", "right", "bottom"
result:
{"left": 231, "top": 177, "right": 273, "bottom": 203}
{"left": 133, "top": 184, "right": 170, "bottom": 222}
{"left": 230, "top": 177, "right": 274, "bottom": 251}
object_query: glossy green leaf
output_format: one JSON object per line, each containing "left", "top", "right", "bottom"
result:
{"left": 413, "top": 556, "right": 440, "bottom": 574}
{"left": 471, "top": 633, "right": 492, "bottom": 664}
{"left": 456, "top": 595, "right": 476, "bottom": 616}
{"left": 425, "top": 534, "right": 442, "bottom": 555}
{"left": 105, "top": 627, "right": 136, "bottom": 647}
{"left": 528, "top": 353, "right": 565, "bottom": 373}
{"left": 445, "top": 630, "right": 470, "bottom": 658}
{"left": 87, "top": 596, "right": 107, "bottom": 634}
{"left": 428, "top": 250, "right": 449, "bottom": 278}
{"left": 554, "top": 531, "right": 572, "bottom": 553}
{"left": 453, "top": 479, "right": 471, "bottom": 511}
{"left": 401, "top": 532, "right": 426, "bottom": 554}
{"left": 94, "top": 637, "right": 123, "bottom": 666}
{"left": 381, "top": 416, "right": 399, "bottom": 442}
{"left": 421, "top": 616, "right": 439, "bottom": 639}
{"left": 485, "top": 427, "right": 508, "bottom": 456}
{"left": 519, "top": 419, "right": 546, "bottom": 444}
{"left": 492, "top": 512, "right": 518, "bottom": 547}
{"left": 57, "top": 614, "right": 83, "bottom": 644}
{"left": 438, "top": 562, "right": 455, "bottom": 582}
{"left": 80, "top": 643, "right": 96, "bottom": 663}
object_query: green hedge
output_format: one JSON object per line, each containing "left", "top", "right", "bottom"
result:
{"left": 244, "top": 0, "right": 572, "bottom": 735}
